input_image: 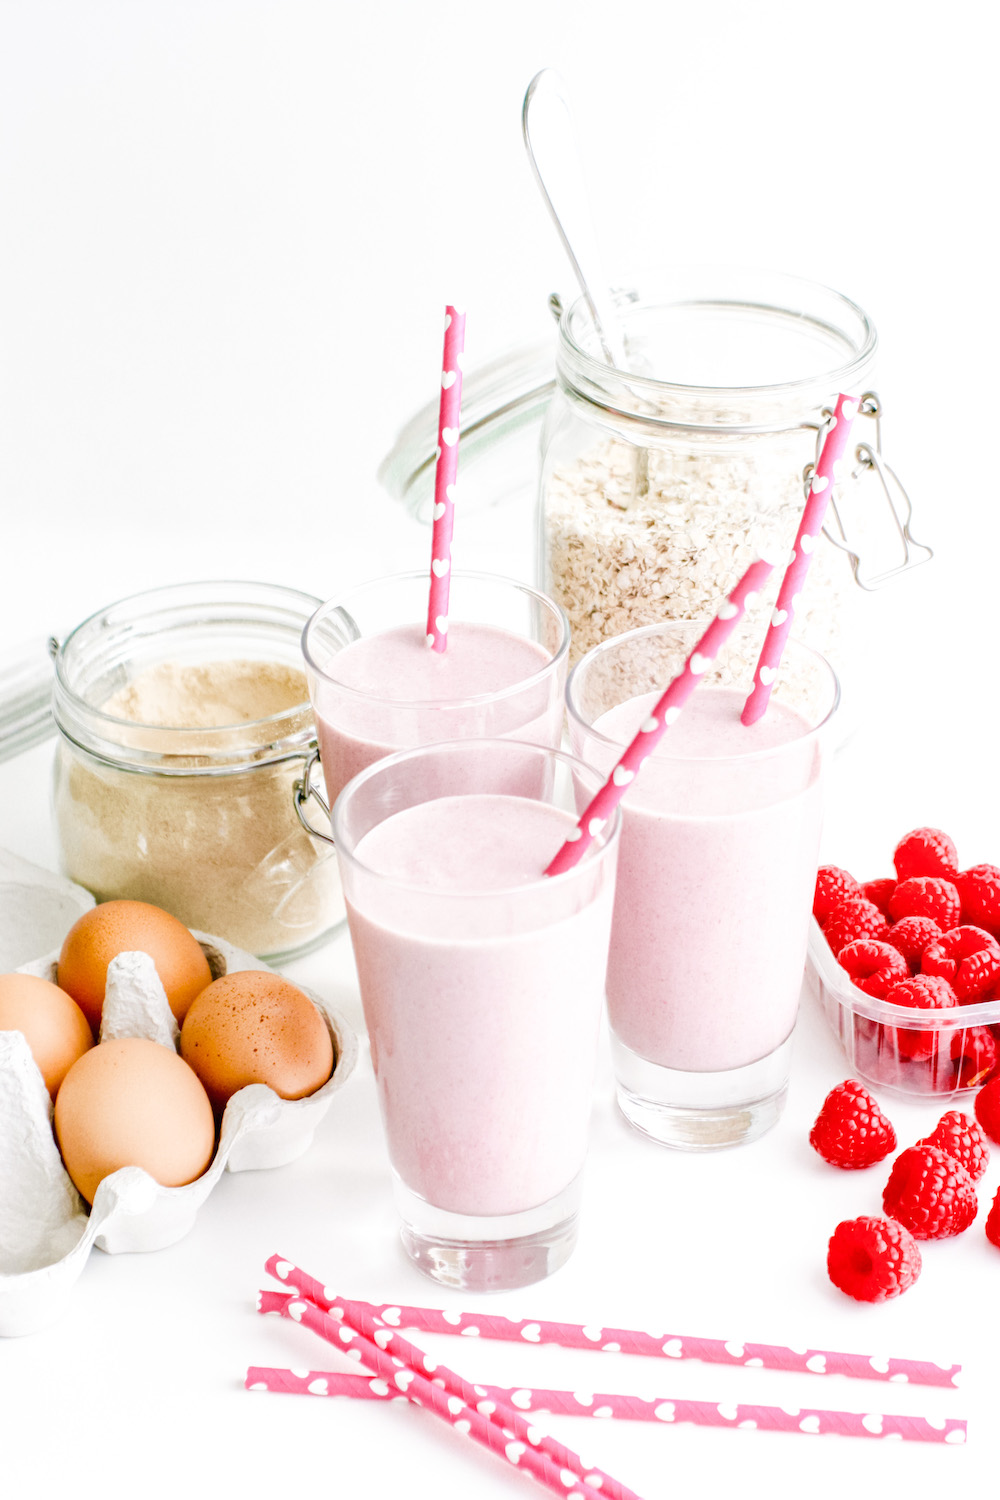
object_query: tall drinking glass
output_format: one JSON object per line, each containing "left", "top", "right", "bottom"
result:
{"left": 333, "top": 738, "right": 621, "bottom": 1291}
{"left": 567, "top": 620, "right": 839, "bottom": 1150}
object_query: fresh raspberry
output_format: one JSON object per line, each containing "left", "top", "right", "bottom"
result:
{"left": 974, "top": 1075, "right": 1000, "bottom": 1144}
{"left": 823, "top": 898, "right": 889, "bottom": 958}
{"left": 888, "top": 877, "right": 961, "bottom": 930}
{"left": 921, "top": 925, "right": 1000, "bottom": 1002}
{"left": 916, "top": 1110, "right": 990, "bottom": 1181}
{"left": 862, "top": 878, "right": 896, "bottom": 917}
{"left": 952, "top": 1025, "right": 998, "bottom": 1089}
{"left": 826, "top": 1215, "right": 921, "bottom": 1302}
{"left": 838, "top": 939, "right": 909, "bottom": 999}
{"left": 883, "top": 974, "right": 959, "bottom": 1060}
{"left": 814, "top": 865, "right": 863, "bottom": 926}
{"left": 886, "top": 915, "right": 942, "bottom": 972}
{"left": 893, "top": 827, "right": 959, "bottom": 883}
{"left": 986, "top": 1188, "right": 1000, "bottom": 1249}
{"left": 956, "top": 865, "right": 1000, "bottom": 938}
{"left": 881, "top": 1144, "right": 977, "bottom": 1238}
{"left": 809, "top": 1078, "right": 897, "bottom": 1168}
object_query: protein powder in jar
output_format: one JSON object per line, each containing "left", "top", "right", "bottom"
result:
{"left": 51, "top": 581, "right": 342, "bottom": 959}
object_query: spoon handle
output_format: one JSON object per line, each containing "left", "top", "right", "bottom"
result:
{"left": 522, "top": 69, "right": 627, "bottom": 369}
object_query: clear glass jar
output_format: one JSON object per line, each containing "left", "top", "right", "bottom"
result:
{"left": 50, "top": 581, "right": 342, "bottom": 960}
{"left": 540, "top": 266, "right": 893, "bottom": 678}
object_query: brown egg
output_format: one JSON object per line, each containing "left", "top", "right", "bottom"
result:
{"left": 54, "top": 1036, "right": 216, "bottom": 1205}
{"left": 57, "top": 899, "right": 213, "bottom": 1032}
{"left": 0, "top": 972, "right": 95, "bottom": 1097}
{"left": 180, "top": 970, "right": 333, "bottom": 1113}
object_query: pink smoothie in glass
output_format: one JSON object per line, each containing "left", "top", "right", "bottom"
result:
{"left": 591, "top": 685, "right": 822, "bottom": 1074}
{"left": 344, "top": 792, "right": 615, "bottom": 1218}
{"left": 313, "top": 622, "right": 559, "bottom": 807}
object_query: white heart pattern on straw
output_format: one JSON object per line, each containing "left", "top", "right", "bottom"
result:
{"left": 842, "top": 399, "right": 859, "bottom": 421}
{"left": 274, "top": 1260, "right": 293, "bottom": 1280}
{"left": 369, "top": 1378, "right": 390, "bottom": 1395}
{"left": 612, "top": 766, "right": 634, "bottom": 787}
{"left": 446, "top": 1396, "right": 464, "bottom": 1415}
{"left": 433, "top": 502, "right": 446, "bottom": 520}
{"left": 454, "top": 1420, "right": 471, "bottom": 1435}
{"left": 799, "top": 1416, "right": 821, "bottom": 1434}
{"left": 441, "top": 370, "right": 457, "bottom": 389}
{"left": 662, "top": 1339, "right": 683, "bottom": 1357}
{"left": 771, "top": 608, "right": 787, "bottom": 627}
{"left": 505, "top": 1442, "right": 526, "bottom": 1465}
{"left": 759, "top": 665, "right": 777, "bottom": 685}
{"left": 520, "top": 1323, "right": 542, "bottom": 1342}
{"left": 654, "top": 1403, "right": 676, "bottom": 1422}
{"left": 394, "top": 1370, "right": 414, "bottom": 1391}
{"left": 442, "top": 426, "right": 459, "bottom": 447}
{"left": 373, "top": 1328, "right": 394, "bottom": 1349}
{"left": 806, "top": 1354, "right": 827, "bottom": 1373}
{"left": 689, "top": 652, "right": 710, "bottom": 676}
{"left": 381, "top": 1307, "right": 401, "bottom": 1325}
{"left": 477, "top": 1400, "right": 496, "bottom": 1415}
{"left": 436, "top": 615, "right": 449, "bottom": 635}
{"left": 640, "top": 715, "right": 659, "bottom": 733}
{"left": 582, "top": 1326, "right": 603, "bottom": 1342}
{"left": 431, "top": 558, "right": 450, "bottom": 577}
{"left": 308, "top": 1378, "right": 329, "bottom": 1396}
{"left": 588, "top": 818, "right": 606, "bottom": 838}
{"left": 810, "top": 474, "right": 829, "bottom": 494}
{"left": 717, "top": 600, "right": 739, "bottom": 620}
{"left": 862, "top": 1414, "right": 883, "bottom": 1435}
{"left": 663, "top": 706, "right": 681, "bottom": 726}
{"left": 800, "top": 534, "right": 815, "bottom": 554}
{"left": 510, "top": 1390, "right": 533, "bottom": 1410}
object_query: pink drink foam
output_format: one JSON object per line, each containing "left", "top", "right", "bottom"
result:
{"left": 591, "top": 686, "right": 822, "bottom": 1073}
{"left": 313, "top": 622, "right": 558, "bottom": 807}
{"left": 345, "top": 793, "right": 615, "bottom": 1218}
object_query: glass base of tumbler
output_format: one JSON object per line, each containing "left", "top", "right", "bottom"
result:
{"left": 394, "top": 1172, "right": 582, "bottom": 1292}
{"left": 611, "top": 1032, "right": 794, "bottom": 1150}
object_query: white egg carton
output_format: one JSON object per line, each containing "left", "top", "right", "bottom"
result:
{"left": 0, "top": 905, "right": 358, "bottom": 1337}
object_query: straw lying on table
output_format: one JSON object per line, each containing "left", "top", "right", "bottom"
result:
{"left": 246, "top": 1364, "right": 967, "bottom": 1447}
{"left": 425, "top": 304, "right": 466, "bottom": 652}
{"left": 258, "top": 1289, "right": 636, "bottom": 1498}
{"left": 262, "top": 1259, "right": 960, "bottom": 1388}
{"left": 741, "top": 391, "right": 859, "bottom": 726}
{"left": 545, "top": 553, "right": 775, "bottom": 877}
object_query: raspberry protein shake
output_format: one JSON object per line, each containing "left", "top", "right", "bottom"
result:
{"left": 333, "top": 739, "right": 620, "bottom": 1291}
{"left": 302, "top": 572, "right": 569, "bottom": 813}
{"left": 568, "top": 621, "right": 838, "bottom": 1150}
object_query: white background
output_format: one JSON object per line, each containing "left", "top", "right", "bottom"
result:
{"left": 0, "top": 2, "right": 996, "bottom": 1496}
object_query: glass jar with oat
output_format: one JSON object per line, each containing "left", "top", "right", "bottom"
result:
{"left": 539, "top": 266, "right": 931, "bottom": 699}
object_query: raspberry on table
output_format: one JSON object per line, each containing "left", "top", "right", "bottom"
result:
{"left": 921, "top": 925, "right": 1000, "bottom": 1002}
{"left": 882, "top": 1144, "right": 978, "bottom": 1238}
{"left": 956, "top": 864, "right": 1000, "bottom": 939}
{"left": 838, "top": 939, "right": 909, "bottom": 999}
{"left": 826, "top": 1215, "right": 921, "bottom": 1302}
{"left": 886, "top": 915, "right": 942, "bottom": 973}
{"left": 916, "top": 1110, "right": 990, "bottom": 1181}
{"left": 809, "top": 1078, "right": 897, "bottom": 1168}
{"left": 862, "top": 878, "right": 896, "bottom": 917}
{"left": 888, "top": 877, "right": 962, "bottom": 930}
{"left": 883, "top": 973, "right": 959, "bottom": 1061}
{"left": 952, "top": 1025, "right": 998, "bottom": 1089}
{"left": 974, "top": 1074, "right": 1000, "bottom": 1144}
{"left": 814, "top": 865, "right": 863, "bottom": 926}
{"left": 893, "top": 827, "right": 959, "bottom": 883}
{"left": 986, "top": 1188, "right": 1000, "bottom": 1249}
{"left": 823, "top": 898, "right": 890, "bottom": 958}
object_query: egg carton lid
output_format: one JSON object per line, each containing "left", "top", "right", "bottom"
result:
{"left": 0, "top": 906, "right": 358, "bottom": 1337}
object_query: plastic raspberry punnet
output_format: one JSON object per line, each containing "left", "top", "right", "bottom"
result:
{"left": 917, "top": 1110, "right": 990, "bottom": 1182}
{"left": 882, "top": 1144, "right": 977, "bottom": 1239}
{"left": 809, "top": 1078, "right": 897, "bottom": 1168}
{"left": 888, "top": 877, "right": 962, "bottom": 930}
{"left": 956, "top": 864, "right": 1000, "bottom": 939}
{"left": 838, "top": 939, "right": 909, "bottom": 999}
{"left": 826, "top": 1215, "right": 921, "bottom": 1302}
{"left": 886, "top": 915, "right": 942, "bottom": 973}
{"left": 974, "top": 1075, "right": 1000, "bottom": 1144}
{"left": 814, "top": 865, "right": 863, "bottom": 926}
{"left": 862, "top": 878, "right": 896, "bottom": 918}
{"left": 921, "top": 925, "right": 1000, "bottom": 1002}
{"left": 893, "top": 827, "right": 959, "bottom": 883}
{"left": 823, "top": 898, "right": 889, "bottom": 958}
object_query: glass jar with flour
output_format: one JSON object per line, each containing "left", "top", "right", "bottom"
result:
{"left": 50, "top": 581, "right": 342, "bottom": 959}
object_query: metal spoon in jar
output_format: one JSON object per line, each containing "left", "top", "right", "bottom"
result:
{"left": 521, "top": 68, "right": 649, "bottom": 499}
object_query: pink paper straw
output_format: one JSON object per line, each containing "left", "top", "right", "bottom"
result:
{"left": 258, "top": 1291, "right": 630, "bottom": 1499}
{"left": 741, "top": 392, "right": 859, "bottom": 726}
{"left": 264, "top": 1260, "right": 960, "bottom": 1389}
{"left": 263, "top": 1259, "right": 637, "bottom": 1500}
{"left": 246, "top": 1367, "right": 967, "bottom": 1447}
{"left": 545, "top": 555, "right": 775, "bottom": 877}
{"left": 425, "top": 305, "right": 466, "bottom": 652}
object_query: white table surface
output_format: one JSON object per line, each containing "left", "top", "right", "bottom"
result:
{"left": 1, "top": 3, "right": 997, "bottom": 1495}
